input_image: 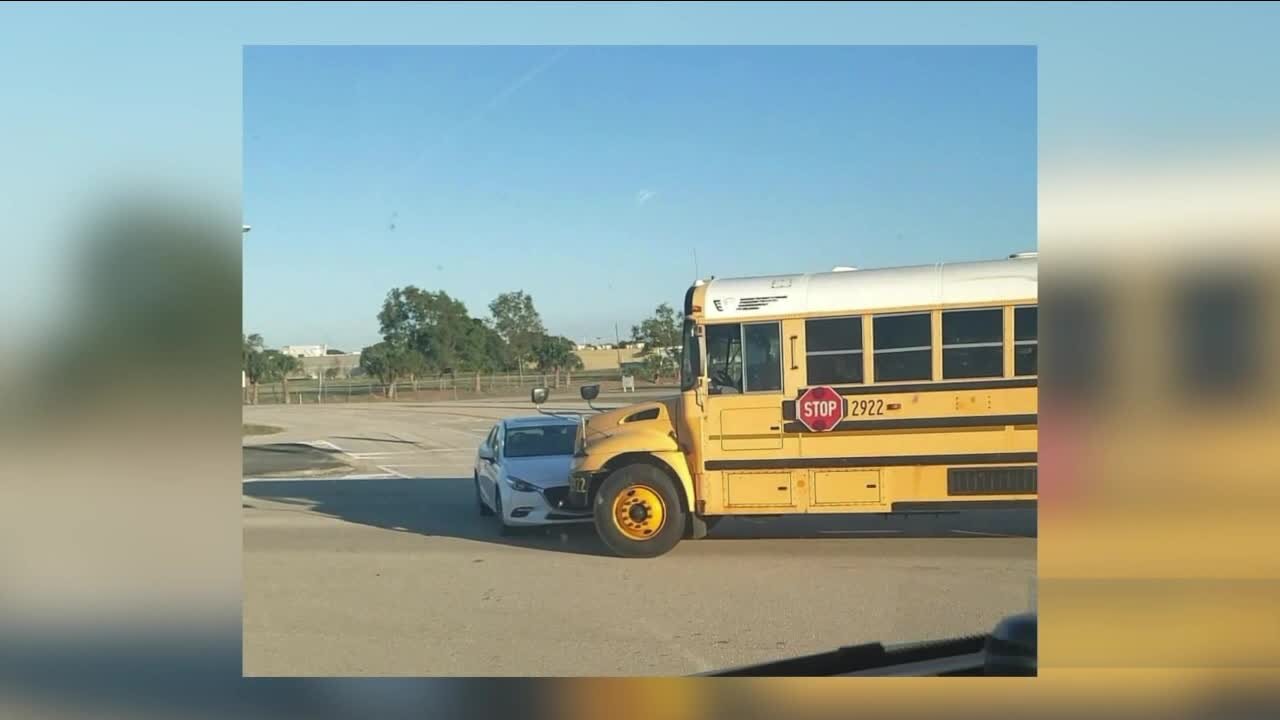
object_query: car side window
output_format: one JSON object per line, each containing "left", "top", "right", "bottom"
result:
{"left": 485, "top": 426, "right": 499, "bottom": 452}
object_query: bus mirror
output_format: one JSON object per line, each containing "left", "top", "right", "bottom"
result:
{"left": 580, "top": 384, "right": 600, "bottom": 401}
{"left": 531, "top": 387, "right": 549, "bottom": 405}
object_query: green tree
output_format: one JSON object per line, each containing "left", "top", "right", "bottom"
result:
{"left": 379, "top": 286, "right": 489, "bottom": 373}
{"left": 630, "top": 303, "right": 682, "bottom": 382}
{"left": 462, "top": 318, "right": 509, "bottom": 372}
{"left": 488, "top": 291, "right": 546, "bottom": 379}
{"left": 359, "top": 341, "right": 424, "bottom": 400}
{"left": 247, "top": 349, "right": 300, "bottom": 404}
{"left": 242, "top": 333, "right": 265, "bottom": 403}
{"left": 241, "top": 334, "right": 297, "bottom": 404}
{"left": 243, "top": 333, "right": 264, "bottom": 370}
{"left": 533, "top": 334, "right": 585, "bottom": 388}
{"left": 273, "top": 352, "right": 303, "bottom": 403}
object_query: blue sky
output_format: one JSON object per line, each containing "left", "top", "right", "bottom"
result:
{"left": 5, "top": 3, "right": 1277, "bottom": 351}
{"left": 244, "top": 45, "right": 1035, "bottom": 350}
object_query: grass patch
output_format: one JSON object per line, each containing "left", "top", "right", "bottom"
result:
{"left": 242, "top": 423, "right": 284, "bottom": 436}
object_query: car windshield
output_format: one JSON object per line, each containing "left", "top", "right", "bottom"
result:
{"left": 503, "top": 424, "right": 577, "bottom": 458}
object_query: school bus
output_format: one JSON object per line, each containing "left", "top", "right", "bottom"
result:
{"left": 541, "top": 253, "right": 1037, "bottom": 558}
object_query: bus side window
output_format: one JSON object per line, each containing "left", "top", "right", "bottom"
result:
{"left": 806, "top": 316, "right": 863, "bottom": 385}
{"left": 943, "top": 307, "right": 1004, "bottom": 379}
{"left": 873, "top": 313, "right": 932, "bottom": 382}
{"left": 706, "top": 323, "right": 743, "bottom": 394}
{"left": 1014, "top": 306, "right": 1037, "bottom": 376}
{"left": 743, "top": 322, "right": 782, "bottom": 393}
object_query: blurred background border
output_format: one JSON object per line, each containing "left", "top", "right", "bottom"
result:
{"left": 2, "top": 2, "right": 1278, "bottom": 719}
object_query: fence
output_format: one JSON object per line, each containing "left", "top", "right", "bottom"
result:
{"left": 242, "top": 369, "right": 670, "bottom": 405}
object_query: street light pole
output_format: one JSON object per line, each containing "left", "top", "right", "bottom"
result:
{"left": 614, "top": 322, "right": 624, "bottom": 378}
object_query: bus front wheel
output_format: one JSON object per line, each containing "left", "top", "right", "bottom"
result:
{"left": 594, "top": 463, "right": 685, "bottom": 558}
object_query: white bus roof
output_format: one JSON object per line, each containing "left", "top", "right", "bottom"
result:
{"left": 700, "top": 255, "right": 1037, "bottom": 321}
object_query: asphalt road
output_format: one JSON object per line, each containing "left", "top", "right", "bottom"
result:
{"left": 243, "top": 394, "right": 1036, "bottom": 676}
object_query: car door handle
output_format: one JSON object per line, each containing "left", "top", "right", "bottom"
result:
{"left": 769, "top": 425, "right": 780, "bottom": 431}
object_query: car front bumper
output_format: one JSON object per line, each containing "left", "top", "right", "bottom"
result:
{"left": 502, "top": 485, "right": 592, "bottom": 526}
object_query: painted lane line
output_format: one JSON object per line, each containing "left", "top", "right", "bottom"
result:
{"left": 242, "top": 473, "right": 398, "bottom": 483}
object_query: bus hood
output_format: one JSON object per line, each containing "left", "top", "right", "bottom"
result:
{"left": 579, "top": 397, "right": 681, "bottom": 455}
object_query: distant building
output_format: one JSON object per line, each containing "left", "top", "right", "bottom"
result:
{"left": 281, "top": 344, "right": 328, "bottom": 358}
{"left": 574, "top": 346, "right": 645, "bottom": 372}
{"left": 298, "top": 352, "right": 362, "bottom": 379}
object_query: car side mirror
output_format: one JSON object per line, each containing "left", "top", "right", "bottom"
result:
{"left": 478, "top": 445, "right": 495, "bottom": 462}
{"left": 580, "top": 384, "right": 600, "bottom": 401}
{"left": 531, "top": 387, "right": 549, "bottom": 405}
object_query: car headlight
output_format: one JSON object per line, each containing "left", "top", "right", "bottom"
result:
{"left": 504, "top": 475, "right": 539, "bottom": 493}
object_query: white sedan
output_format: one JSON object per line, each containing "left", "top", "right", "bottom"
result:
{"left": 474, "top": 415, "right": 592, "bottom": 533}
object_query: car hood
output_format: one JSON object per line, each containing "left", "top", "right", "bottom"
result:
{"left": 502, "top": 454, "right": 574, "bottom": 489}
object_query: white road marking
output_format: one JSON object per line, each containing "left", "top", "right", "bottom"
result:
{"left": 242, "top": 473, "right": 399, "bottom": 483}
{"left": 951, "top": 529, "right": 1016, "bottom": 537}
{"left": 377, "top": 465, "right": 413, "bottom": 479}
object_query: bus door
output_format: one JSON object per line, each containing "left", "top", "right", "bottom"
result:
{"left": 701, "top": 321, "right": 797, "bottom": 512}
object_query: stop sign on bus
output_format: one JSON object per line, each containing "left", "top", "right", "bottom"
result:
{"left": 796, "top": 385, "right": 847, "bottom": 432}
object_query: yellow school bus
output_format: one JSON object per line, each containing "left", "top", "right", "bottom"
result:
{"left": 548, "top": 253, "right": 1037, "bottom": 558}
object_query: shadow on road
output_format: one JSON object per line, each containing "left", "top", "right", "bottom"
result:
{"left": 243, "top": 475, "right": 1036, "bottom": 556}
{"left": 242, "top": 476, "right": 615, "bottom": 556}
{"left": 242, "top": 443, "right": 350, "bottom": 478}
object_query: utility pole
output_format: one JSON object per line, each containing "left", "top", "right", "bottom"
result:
{"left": 614, "top": 322, "right": 622, "bottom": 372}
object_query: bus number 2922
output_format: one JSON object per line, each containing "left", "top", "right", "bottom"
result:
{"left": 850, "top": 399, "right": 885, "bottom": 417}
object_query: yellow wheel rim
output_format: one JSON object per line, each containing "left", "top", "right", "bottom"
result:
{"left": 611, "top": 484, "right": 666, "bottom": 541}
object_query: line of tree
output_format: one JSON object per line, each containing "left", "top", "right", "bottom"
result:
{"left": 358, "top": 288, "right": 585, "bottom": 399}
{"left": 242, "top": 333, "right": 301, "bottom": 404}
{"left": 243, "top": 291, "right": 685, "bottom": 401}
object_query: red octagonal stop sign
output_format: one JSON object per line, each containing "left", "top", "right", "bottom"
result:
{"left": 796, "top": 385, "right": 847, "bottom": 432}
